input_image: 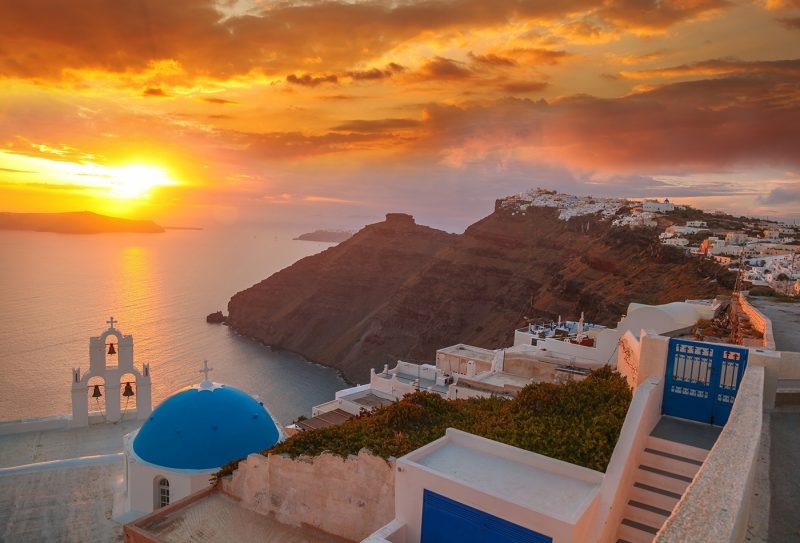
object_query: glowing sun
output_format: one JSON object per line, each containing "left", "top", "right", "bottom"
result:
{"left": 108, "top": 165, "right": 173, "bottom": 199}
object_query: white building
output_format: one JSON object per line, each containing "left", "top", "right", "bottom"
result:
{"left": 642, "top": 199, "right": 674, "bottom": 213}
{"left": 685, "top": 220, "right": 707, "bottom": 228}
{"left": 115, "top": 362, "right": 283, "bottom": 521}
{"left": 661, "top": 237, "right": 689, "bottom": 247}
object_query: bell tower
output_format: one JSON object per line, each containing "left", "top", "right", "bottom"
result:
{"left": 71, "top": 317, "right": 152, "bottom": 427}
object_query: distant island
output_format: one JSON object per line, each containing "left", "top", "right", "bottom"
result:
{"left": 0, "top": 211, "right": 165, "bottom": 234}
{"left": 294, "top": 229, "right": 354, "bottom": 243}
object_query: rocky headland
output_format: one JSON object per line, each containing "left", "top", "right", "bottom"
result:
{"left": 0, "top": 211, "right": 164, "bottom": 234}
{"left": 294, "top": 229, "right": 354, "bottom": 243}
{"left": 227, "top": 206, "right": 734, "bottom": 383}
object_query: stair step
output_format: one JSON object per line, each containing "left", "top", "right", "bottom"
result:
{"left": 617, "top": 518, "right": 659, "bottom": 543}
{"left": 623, "top": 499, "right": 671, "bottom": 528}
{"left": 776, "top": 392, "right": 800, "bottom": 406}
{"left": 631, "top": 482, "right": 681, "bottom": 512}
{"left": 636, "top": 465, "right": 692, "bottom": 494}
{"left": 646, "top": 435, "right": 708, "bottom": 463}
{"left": 641, "top": 448, "right": 702, "bottom": 478}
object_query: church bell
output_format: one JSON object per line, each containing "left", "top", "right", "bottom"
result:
{"left": 91, "top": 384, "right": 103, "bottom": 398}
{"left": 122, "top": 382, "right": 135, "bottom": 397}
{"left": 107, "top": 343, "right": 116, "bottom": 355}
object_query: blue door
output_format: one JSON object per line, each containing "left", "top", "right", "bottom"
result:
{"left": 662, "top": 338, "right": 748, "bottom": 426}
{"left": 421, "top": 490, "right": 552, "bottom": 543}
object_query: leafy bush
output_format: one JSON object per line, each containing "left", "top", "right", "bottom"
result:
{"left": 215, "top": 367, "right": 632, "bottom": 480}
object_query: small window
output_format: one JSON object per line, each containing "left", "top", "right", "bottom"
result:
{"left": 158, "top": 478, "right": 170, "bottom": 508}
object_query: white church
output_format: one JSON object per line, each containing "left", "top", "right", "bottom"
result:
{"left": 69, "top": 318, "right": 284, "bottom": 521}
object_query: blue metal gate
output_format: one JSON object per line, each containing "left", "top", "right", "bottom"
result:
{"left": 662, "top": 338, "right": 748, "bottom": 426}
{"left": 421, "top": 490, "right": 552, "bottom": 543}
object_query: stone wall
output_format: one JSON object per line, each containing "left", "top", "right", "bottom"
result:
{"left": 738, "top": 294, "right": 775, "bottom": 349}
{"left": 656, "top": 365, "right": 764, "bottom": 543}
{"left": 616, "top": 331, "right": 642, "bottom": 389}
{"left": 222, "top": 450, "right": 395, "bottom": 542}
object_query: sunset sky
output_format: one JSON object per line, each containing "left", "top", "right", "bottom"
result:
{"left": 1, "top": 0, "right": 799, "bottom": 230}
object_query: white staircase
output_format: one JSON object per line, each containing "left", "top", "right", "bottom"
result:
{"left": 615, "top": 434, "right": 709, "bottom": 543}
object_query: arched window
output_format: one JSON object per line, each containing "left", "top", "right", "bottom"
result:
{"left": 158, "top": 478, "right": 170, "bottom": 508}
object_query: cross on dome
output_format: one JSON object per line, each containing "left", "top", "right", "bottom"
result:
{"left": 106, "top": 316, "right": 117, "bottom": 329}
{"left": 200, "top": 360, "right": 213, "bottom": 382}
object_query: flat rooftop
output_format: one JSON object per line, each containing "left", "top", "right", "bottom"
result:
{"left": 407, "top": 430, "right": 602, "bottom": 523}
{"left": 0, "top": 455, "right": 124, "bottom": 541}
{"left": 129, "top": 491, "right": 351, "bottom": 543}
{"left": 0, "top": 419, "right": 142, "bottom": 541}
{"left": 340, "top": 390, "right": 395, "bottom": 410}
{"left": 0, "top": 419, "right": 141, "bottom": 468}
{"left": 296, "top": 409, "right": 352, "bottom": 431}
{"left": 437, "top": 344, "right": 495, "bottom": 362}
{"left": 473, "top": 372, "right": 534, "bottom": 388}
{"left": 391, "top": 372, "right": 449, "bottom": 394}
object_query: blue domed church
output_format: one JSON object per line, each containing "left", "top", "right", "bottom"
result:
{"left": 119, "top": 361, "right": 282, "bottom": 519}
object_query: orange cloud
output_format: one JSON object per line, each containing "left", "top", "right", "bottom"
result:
{"left": 620, "top": 58, "right": 800, "bottom": 79}
{"left": 0, "top": 0, "right": 731, "bottom": 86}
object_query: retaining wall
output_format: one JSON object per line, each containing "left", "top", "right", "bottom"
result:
{"left": 223, "top": 450, "right": 395, "bottom": 542}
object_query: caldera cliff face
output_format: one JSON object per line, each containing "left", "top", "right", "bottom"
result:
{"left": 227, "top": 208, "right": 731, "bottom": 383}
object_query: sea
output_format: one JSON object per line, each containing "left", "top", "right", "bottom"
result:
{"left": 0, "top": 227, "right": 348, "bottom": 425}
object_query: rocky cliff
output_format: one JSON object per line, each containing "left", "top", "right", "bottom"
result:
{"left": 228, "top": 207, "right": 733, "bottom": 383}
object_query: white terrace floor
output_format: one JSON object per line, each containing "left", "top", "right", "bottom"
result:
{"left": 0, "top": 420, "right": 141, "bottom": 542}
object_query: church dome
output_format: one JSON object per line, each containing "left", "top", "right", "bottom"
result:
{"left": 133, "top": 383, "right": 280, "bottom": 470}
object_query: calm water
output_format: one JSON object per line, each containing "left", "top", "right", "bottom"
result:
{"left": 0, "top": 228, "right": 347, "bottom": 424}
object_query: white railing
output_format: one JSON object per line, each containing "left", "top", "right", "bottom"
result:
{"left": 656, "top": 365, "right": 764, "bottom": 542}
{"left": 593, "top": 376, "right": 663, "bottom": 542}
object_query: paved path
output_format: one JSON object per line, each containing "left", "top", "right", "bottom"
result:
{"left": 0, "top": 421, "right": 140, "bottom": 542}
{"left": 749, "top": 297, "right": 800, "bottom": 352}
{"left": 0, "top": 419, "right": 140, "bottom": 468}
{"left": 767, "top": 410, "right": 800, "bottom": 543}
{"left": 0, "top": 461, "right": 124, "bottom": 542}
{"left": 749, "top": 297, "right": 800, "bottom": 542}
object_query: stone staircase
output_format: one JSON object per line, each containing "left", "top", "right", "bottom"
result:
{"left": 615, "top": 418, "right": 717, "bottom": 543}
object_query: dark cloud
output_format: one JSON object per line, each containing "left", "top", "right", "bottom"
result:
{"left": 505, "top": 48, "right": 572, "bottom": 65}
{"left": 620, "top": 58, "right": 800, "bottom": 79}
{"left": 777, "top": 16, "right": 800, "bottom": 29}
{"left": 286, "top": 73, "right": 339, "bottom": 87}
{"left": 346, "top": 63, "right": 406, "bottom": 81}
{"left": 231, "top": 129, "right": 413, "bottom": 159}
{"left": 202, "top": 97, "right": 238, "bottom": 105}
{"left": 597, "top": 0, "right": 729, "bottom": 32}
{"left": 468, "top": 52, "right": 517, "bottom": 67}
{"left": 500, "top": 81, "right": 549, "bottom": 93}
{"left": 331, "top": 119, "right": 421, "bottom": 133}
{"left": 759, "top": 184, "right": 800, "bottom": 205}
{"left": 410, "top": 70, "right": 800, "bottom": 173}
{"left": 417, "top": 57, "right": 473, "bottom": 80}
{"left": 318, "top": 94, "right": 360, "bottom": 101}
{"left": 0, "top": 0, "right": 731, "bottom": 82}
{"left": 0, "top": 167, "right": 36, "bottom": 174}
{"left": 1, "top": 181, "right": 97, "bottom": 192}
{"left": 143, "top": 87, "right": 168, "bottom": 97}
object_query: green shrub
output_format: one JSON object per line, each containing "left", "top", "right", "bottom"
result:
{"left": 215, "top": 366, "right": 632, "bottom": 481}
